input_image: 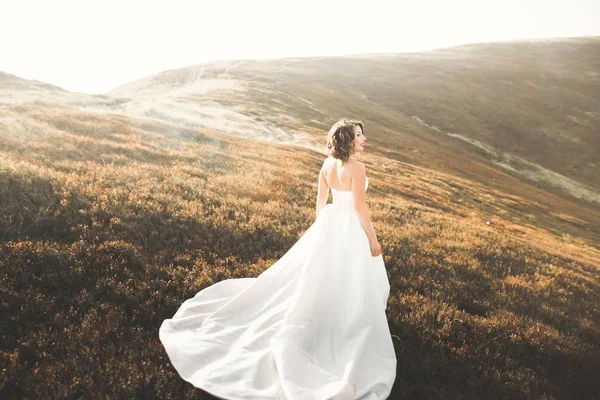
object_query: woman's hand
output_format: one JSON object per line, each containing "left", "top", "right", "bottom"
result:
{"left": 369, "top": 237, "right": 382, "bottom": 257}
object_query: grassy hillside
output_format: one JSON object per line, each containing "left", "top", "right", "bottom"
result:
{"left": 1, "top": 105, "right": 599, "bottom": 399}
{"left": 108, "top": 37, "right": 600, "bottom": 203}
{"left": 1, "top": 37, "right": 600, "bottom": 399}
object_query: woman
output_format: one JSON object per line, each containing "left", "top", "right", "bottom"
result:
{"left": 159, "top": 118, "right": 396, "bottom": 399}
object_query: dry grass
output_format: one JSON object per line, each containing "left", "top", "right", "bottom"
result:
{"left": 1, "top": 104, "right": 599, "bottom": 399}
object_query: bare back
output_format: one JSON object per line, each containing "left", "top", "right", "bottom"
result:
{"left": 321, "top": 156, "right": 359, "bottom": 191}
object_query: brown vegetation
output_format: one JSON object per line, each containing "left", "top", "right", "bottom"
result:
{"left": 1, "top": 100, "right": 599, "bottom": 399}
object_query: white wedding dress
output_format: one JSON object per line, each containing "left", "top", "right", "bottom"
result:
{"left": 159, "top": 177, "right": 396, "bottom": 399}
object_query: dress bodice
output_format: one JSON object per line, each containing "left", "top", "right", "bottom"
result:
{"left": 331, "top": 177, "right": 369, "bottom": 211}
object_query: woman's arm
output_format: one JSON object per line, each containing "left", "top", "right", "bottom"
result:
{"left": 352, "top": 163, "right": 378, "bottom": 243}
{"left": 316, "top": 165, "right": 329, "bottom": 218}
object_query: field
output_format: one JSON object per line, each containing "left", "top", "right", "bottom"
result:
{"left": 1, "top": 103, "right": 599, "bottom": 399}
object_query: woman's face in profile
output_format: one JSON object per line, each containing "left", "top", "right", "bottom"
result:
{"left": 352, "top": 125, "right": 366, "bottom": 153}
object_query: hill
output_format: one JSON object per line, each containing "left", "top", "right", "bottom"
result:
{"left": 1, "top": 37, "right": 599, "bottom": 398}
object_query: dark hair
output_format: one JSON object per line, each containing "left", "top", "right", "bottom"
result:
{"left": 325, "top": 118, "right": 364, "bottom": 163}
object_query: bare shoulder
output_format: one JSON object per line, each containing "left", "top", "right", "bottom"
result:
{"left": 321, "top": 156, "right": 332, "bottom": 170}
{"left": 347, "top": 159, "right": 366, "bottom": 176}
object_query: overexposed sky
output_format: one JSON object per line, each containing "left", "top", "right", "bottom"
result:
{"left": 1, "top": 0, "right": 599, "bottom": 94}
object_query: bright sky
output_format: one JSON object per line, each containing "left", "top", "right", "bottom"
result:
{"left": 1, "top": 0, "right": 599, "bottom": 94}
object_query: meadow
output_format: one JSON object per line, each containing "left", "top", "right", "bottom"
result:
{"left": 1, "top": 103, "right": 599, "bottom": 399}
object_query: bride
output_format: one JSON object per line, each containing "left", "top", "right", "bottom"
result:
{"left": 159, "top": 118, "right": 397, "bottom": 399}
